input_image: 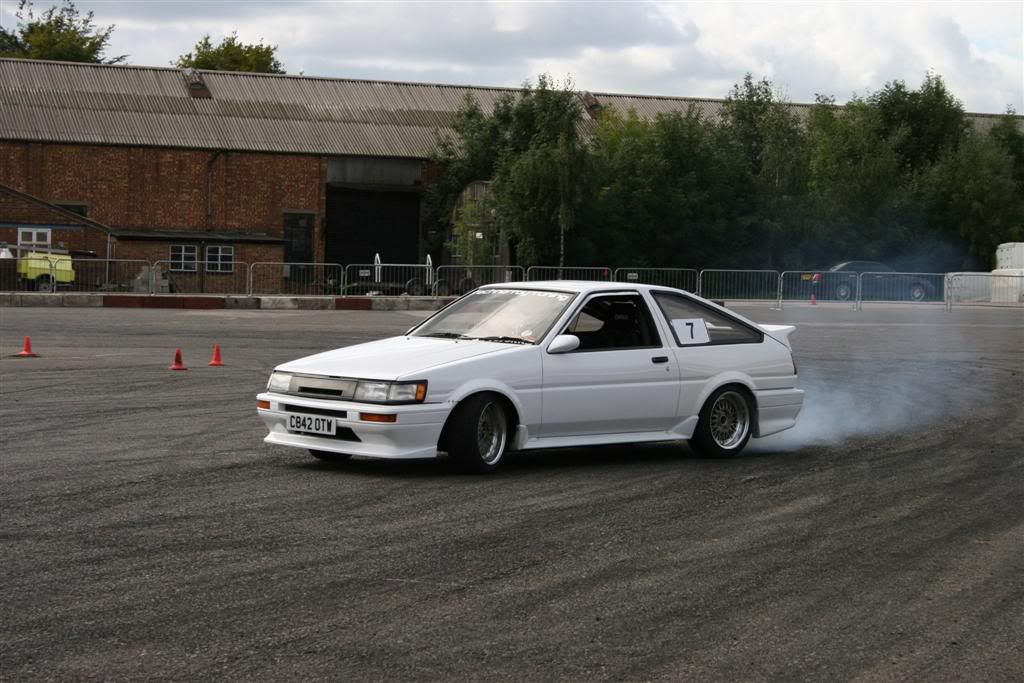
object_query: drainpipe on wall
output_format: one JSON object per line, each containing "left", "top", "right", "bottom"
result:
{"left": 207, "top": 151, "right": 224, "bottom": 230}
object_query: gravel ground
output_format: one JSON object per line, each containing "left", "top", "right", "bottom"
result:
{"left": 1, "top": 304, "right": 1022, "bottom": 681}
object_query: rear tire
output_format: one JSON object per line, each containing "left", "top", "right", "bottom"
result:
{"left": 36, "top": 275, "right": 54, "bottom": 293}
{"left": 309, "top": 450, "right": 352, "bottom": 463}
{"left": 444, "top": 393, "right": 509, "bottom": 473}
{"left": 690, "top": 386, "right": 753, "bottom": 458}
{"left": 909, "top": 282, "right": 927, "bottom": 302}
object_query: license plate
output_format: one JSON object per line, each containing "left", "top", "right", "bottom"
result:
{"left": 287, "top": 413, "right": 336, "bottom": 435}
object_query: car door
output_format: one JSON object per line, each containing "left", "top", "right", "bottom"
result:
{"left": 540, "top": 292, "right": 681, "bottom": 438}
{"left": 648, "top": 291, "right": 769, "bottom": 421}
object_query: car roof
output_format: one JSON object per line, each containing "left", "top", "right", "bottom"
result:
{"left": 479, "top": 280, "right": 677, "bottom": 294}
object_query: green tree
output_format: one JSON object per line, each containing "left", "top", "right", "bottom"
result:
{"left": 426, "top": 76, "right": 584, "bottom": 266}
{"left": 490, "top": 76, "right": 584, "bottom": 266}
{"left": 575, "top": 106, "right": 751, "bottom": 268}
{"left": 917, "top": 131, "right": 1023, "bottom": 267}
{"left": 720, "top": 74, "right": 810, "bottom": 268}
{"left": 988, "top": 109, "right": 1024, "bottom": 193}
{"left": 869, "top": 71, "right": 968, "bottom": 172}
{"left": 175, "top": 32, "right": 284, "bottom": 74}
{"left": 423, "top": 92, "right": 516, "bottom": 256}
{"left": 805, "top": 96, "right": 907, "bottom": 261}
{"left": 449, "top": 192, "right": 500, "bottom": 266}
{"left": 0, "top": 0, "right": 125, "bottom": 63}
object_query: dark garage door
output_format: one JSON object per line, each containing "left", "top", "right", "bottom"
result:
{"left": 325, "top": 188, "right": 420, "bottom": 265}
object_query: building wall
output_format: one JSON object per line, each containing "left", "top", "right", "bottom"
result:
{"left": 112, "top": 240, "right": 281, "bottom": 266}
{"left": 0, "top": 225, "right": 100, "bottom": 255}
{"left": 0, "top": 142, "right": 327, "bottom": 261}
{"left": 0, "top": 189, "right": 110, "bottom": 256}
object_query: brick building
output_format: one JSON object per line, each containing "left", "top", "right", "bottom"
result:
{"left": 1, "top": 57, "right": 1019, "bottom": 281}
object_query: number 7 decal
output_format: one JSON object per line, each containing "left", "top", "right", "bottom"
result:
{"left": 671, "top": 318, "right": 710, "bottom": 345}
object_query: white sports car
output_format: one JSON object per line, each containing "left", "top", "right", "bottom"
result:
{"left": 257, "top": 281, "right": 803, "bottom": 472}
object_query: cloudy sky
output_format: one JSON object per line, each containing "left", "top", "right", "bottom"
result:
{"left": 3, "top": 0, "right": 1021, "bottom": 113}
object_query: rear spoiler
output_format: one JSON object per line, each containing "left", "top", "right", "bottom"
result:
{"left": 760, "top": 324, "right": 796, "bottom": 349}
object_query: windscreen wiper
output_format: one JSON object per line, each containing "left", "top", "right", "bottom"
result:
{"left": 420, "top": 332, "right": 469, "bottom": 339}
{"left": 468, "top": 335, "right": 534, "bottom": 345}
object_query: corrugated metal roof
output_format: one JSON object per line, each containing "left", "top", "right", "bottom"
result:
{"left": 0, "top": 59, "right": 519, "bottom": 157}
{"left": 0, "top": 58, "right": 1018, "bottom": 158}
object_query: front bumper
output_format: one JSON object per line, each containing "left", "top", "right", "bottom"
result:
{"left": 257, "top": 392, "right": 451, "bottom": 459}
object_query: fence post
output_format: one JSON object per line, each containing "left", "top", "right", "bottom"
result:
{"left": 697, "top": 271, "right": 704, "bottom": 297}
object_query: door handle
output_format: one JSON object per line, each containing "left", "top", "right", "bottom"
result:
{"left": 652, "top": 356, "right": 669, "bottom": 364}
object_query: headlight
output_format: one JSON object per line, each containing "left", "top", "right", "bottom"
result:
{"left": 354, "top": 380, "right": 427, "bottom": 403}
{"left": 267, "top": 371, "right": 292, "bottom": 393}
{"left": 388, "top": 381, "right": 428, "bottom": 402}
{"left": 354, "top": 381, "right": 390, "bottom": 402}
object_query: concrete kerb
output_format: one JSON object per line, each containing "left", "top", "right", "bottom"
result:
{"left": 61, "top": 294, "right": 104, "bottom": 307}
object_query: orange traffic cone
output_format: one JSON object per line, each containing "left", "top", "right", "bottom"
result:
{"left": 810, "top": 292, "right": 817, "bottom": 305}
{"left": 16, "top": 336, "right": 38, "bottom": 357}
{"left": 169, "top": 348, "right": 188, "bottom": 371}
{"left": 208, "top": 344, "right": 224, "bottom": 367}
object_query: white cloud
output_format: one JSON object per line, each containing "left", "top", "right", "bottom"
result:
{"left": 51, "top": 1, "right": 1023, "bottom": 113}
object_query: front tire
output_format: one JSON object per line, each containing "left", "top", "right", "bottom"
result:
{"left": 36, "top": 275, "right": 54, "bottom": 293}
{"left": 309, "top": 450, "right": 352, "bottom": 463}
{"left": 690, "top": 386, "right": 753, "bottom": 458}
{"left": 444, "top": 393, "right": 509, "bottom": 473}
{"left": 835, "top": 282, "right": 852, "bottom": 301}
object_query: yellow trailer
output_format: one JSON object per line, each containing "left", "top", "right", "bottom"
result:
{"left": 16, "top": 252, "right": 75, "bottom": 292}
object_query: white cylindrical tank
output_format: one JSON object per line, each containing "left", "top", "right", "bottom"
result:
{"left": 995, "top": 243, "right": 1024, "bottom": 270}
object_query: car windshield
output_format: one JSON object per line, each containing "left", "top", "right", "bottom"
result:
{"left": 412, "top": 288, "right": 576, "bottom": 344}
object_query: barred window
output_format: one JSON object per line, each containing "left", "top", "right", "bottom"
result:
{"left": 206, "top": 245, "right": 235, "bottom": 273}
{"left": 169, "top": 245, "right": 197, "bottom": 272}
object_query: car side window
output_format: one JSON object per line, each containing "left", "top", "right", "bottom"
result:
{"left": 652, "top": 292, "right": 762, "bottom": 345}
{"left": 563, "top": 294, "right": 661, "bottom": 350}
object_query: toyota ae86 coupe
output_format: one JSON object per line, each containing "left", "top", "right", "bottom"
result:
{"left": 257, "top": 282, "right": 804, "bottom": 473}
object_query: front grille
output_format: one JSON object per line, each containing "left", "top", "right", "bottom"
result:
{"left": 287, "top": 375, "right": 357, "bottom": 401}
{"left": 283, "top": 404, "right": 348, "bottom": 419}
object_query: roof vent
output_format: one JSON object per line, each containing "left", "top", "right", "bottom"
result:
{"left": 580, "top": 91, "right": 601, "bottom": 119}
{"left": 183, "top": 69, "right": 212, "bottom": 99}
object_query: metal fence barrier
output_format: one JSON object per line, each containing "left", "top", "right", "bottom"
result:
{"left": 614, "top": 267, "right": 698, "bottom": 291}
{"left": 0, "top": 256, "right": 61, "bottom": 292}
{"left": 698, "top": 269, "right": 780, "bottom": 301}
{"left": 946, "top": 272, "right": 1024, "bottom": 310}
{"left": 433, "top": 265, "right": 525, "bottom": 295}
{"left": 152, "top": 260, "right": 250, "bottom": 295}
{"left": 526, "top": 266, "right": 612, "bottom": 281}
{"left": 779, "top": 270, "right": 859, "bottom": 308}
{"left": 856, "top": 271, "right": 946, "bottom": 310}
{"left": 250, "top": 262, "right": 344, "bottom": 296}
{"left": 3, "top": 257, "right": 1022, "bottom": 311}
{"left": 343, "top": 263, "right": 433, "bottom": 296}
{"left": 64, "top": 259, "right": 153, "bottom": 294}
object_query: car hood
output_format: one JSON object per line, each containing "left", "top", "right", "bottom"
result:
{"left": 276, "top": 336, "right": 515, "bottom": 380}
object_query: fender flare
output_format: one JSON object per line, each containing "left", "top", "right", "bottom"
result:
{"left": 692, "top": 372, "right": 761, "bottom": 436}
{"left": 444, "top": 379, "right": 525, "bottom": 423}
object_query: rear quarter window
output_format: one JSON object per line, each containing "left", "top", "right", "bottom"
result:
{"left": 652, "top": 292, "right": 763, "bottom": 346}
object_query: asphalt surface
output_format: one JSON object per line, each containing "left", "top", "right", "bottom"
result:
{"left": 1, "top": 303, "right": 1022, "bottom": 681}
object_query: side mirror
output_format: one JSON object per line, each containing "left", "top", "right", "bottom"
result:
{"left": 547, "top": 334, "right": 580, "bottom": 354}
